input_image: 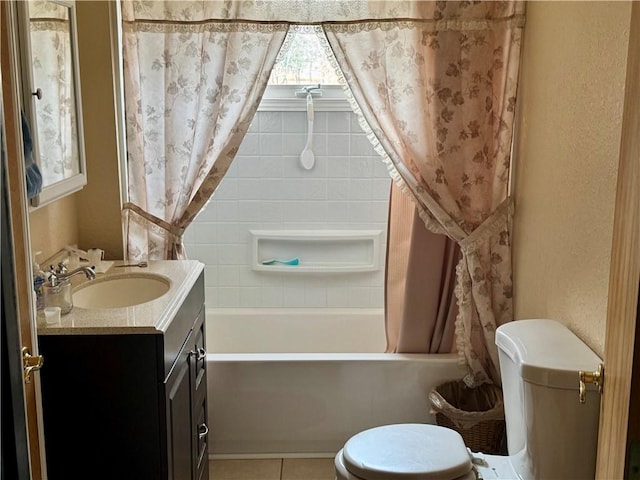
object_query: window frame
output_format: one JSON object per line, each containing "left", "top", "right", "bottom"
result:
{"left": 259, "top": 26, "right": 350, "bottom": 112}
{"left": 258, "top": 84, "right": 350, "bottom": 112}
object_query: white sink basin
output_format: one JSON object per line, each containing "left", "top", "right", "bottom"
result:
{"left": 73, "top": 274, "right": 171, "bottom": 309}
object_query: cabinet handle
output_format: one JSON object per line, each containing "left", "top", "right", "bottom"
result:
{"left": 198, "top": 423, "right": 209, "bottom": 439}
{"left": 32, "top": 88, "right": 43, "bottom": 100}
{"left": 192, "top": 347, "right": 207, "bottom": 362}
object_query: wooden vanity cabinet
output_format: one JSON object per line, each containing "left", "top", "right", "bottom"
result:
{"left": 165, "top": 291, "right": 209, "bottom": 480}
{"left": 38, "top": 273, "right": 208, "bottom": 480}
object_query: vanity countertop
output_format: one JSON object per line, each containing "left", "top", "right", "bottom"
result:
{"left": 37, "top": 260, "right": 204, "bottom": 335}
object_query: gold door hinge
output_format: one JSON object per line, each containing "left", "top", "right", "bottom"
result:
{"left": 578, "top": 363, "right": 604, "bottom": 404}
{"left": 22, "top": 347, "right": 44, "bottom": 384}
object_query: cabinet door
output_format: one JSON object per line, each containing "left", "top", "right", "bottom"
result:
{"left": 165, "top": 305, "right": 208, "bottom": 480}
{"left": 166, "top": 334, "right": 194, "bottom": 480}
{"left": 191, "top": 309, "right": 209, "bottom": 480}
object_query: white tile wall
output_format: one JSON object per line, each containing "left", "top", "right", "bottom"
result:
{"left": 184, "top": 110, "right": 391, "bottom": 308}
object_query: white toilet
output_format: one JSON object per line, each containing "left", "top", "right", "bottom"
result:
{"left": 335, "top": 319, "right": 602, "bottom": 480}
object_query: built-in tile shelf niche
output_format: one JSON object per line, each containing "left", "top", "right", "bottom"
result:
{"left": 251, "top": 230, "right": 382, "bottom": 273}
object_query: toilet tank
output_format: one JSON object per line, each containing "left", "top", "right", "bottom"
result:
{"left": 496, "top": 319, "right": 602, "bottom": 480}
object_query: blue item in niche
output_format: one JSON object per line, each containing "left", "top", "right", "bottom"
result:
{"left": 261, "top": 258, "right": 300, "bottom": 266}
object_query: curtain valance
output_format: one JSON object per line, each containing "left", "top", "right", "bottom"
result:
{"left": 121, "top": 1, "right": 524, "bottom": 26}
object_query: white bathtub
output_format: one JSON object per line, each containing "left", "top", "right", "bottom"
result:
{"left": 206, "top": 308, "right": 465, "bottom": 458}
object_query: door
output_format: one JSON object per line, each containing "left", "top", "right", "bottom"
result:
{"left": 2, "top": 112, "right": 31, "bottom": 480}
{"left": 627, "top": 296, "right": 640, "bottom": 478}
{"left": 1, "top": 2, "right": 47, "bottom": 478}
{"left": 595, "top": 2, "right": 640, "bottom": 478}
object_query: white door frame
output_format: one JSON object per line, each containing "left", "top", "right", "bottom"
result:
{"left": 595, "top": 2, "right": 640, "bottom": 478}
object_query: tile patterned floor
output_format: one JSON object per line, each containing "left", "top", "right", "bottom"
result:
{"left": 210, "top": 458, "right": 335, "bottom": 480}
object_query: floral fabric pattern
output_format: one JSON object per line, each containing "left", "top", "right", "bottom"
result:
{"left": 323, "top": 1, "right": 524, "bottom": 385}
{"left": 125, "top": 1, "right": 518, "bottom": 26}
{"left": 121, "top": 1, "right": 287, "bottom": 259}
{"left": 28, "top": 0, "right": 79, "bottom": 185}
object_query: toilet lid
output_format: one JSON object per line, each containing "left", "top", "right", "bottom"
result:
{"left": 342, "top": 424, "right": 472, "bottom": 480}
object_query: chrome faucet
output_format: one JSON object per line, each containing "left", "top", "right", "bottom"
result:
{"left": 48, "top": 263, "right": 96, "bottom": 286}
{"left": 41, "top": 263, "right": 95, "bottom": 316}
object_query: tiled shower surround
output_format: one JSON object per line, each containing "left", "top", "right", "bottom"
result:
{"left": 184, "top": 110, "right": 391, "bottom": 309}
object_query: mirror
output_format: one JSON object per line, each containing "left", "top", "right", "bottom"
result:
{"left": 17, "top": 0, "right": 86, "bottom": 208}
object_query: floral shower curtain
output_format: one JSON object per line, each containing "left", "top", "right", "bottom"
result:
{"left": 121, "top": 1, "right": 288, "bottom": 259}
{"left": 121, "top": 0, "right": 524, "bottom": 385}
{"left": 29, "top": 0, "right": 79, "bottom": 186}
{"left": 323, "top": 2, "right": 525, "bottom": 385}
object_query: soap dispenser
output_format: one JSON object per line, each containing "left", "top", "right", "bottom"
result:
{"left": 32, "top": 251, "right": 46, "bottom": 310}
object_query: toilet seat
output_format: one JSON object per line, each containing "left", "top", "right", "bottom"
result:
{"left": 337, "top": 424, "right": 473, "bottom": 480}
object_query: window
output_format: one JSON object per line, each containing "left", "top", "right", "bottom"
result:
{"left": 268, "top": 29, "right": 341, "bottom": 86}
{"left": 259, "top": 27, "right": 349, "bottom": 111}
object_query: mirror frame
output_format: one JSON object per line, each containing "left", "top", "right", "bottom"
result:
{"left": 15, "top": 0, "right": 87, "bottom": 209}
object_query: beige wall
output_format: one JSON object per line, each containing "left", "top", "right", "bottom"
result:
{"left": 513, "top": 1, "right": 632, "bottom": 357}
{"left": 75, "top": 1, "right": 123, "bottom": 259}
{"left": 29, "top": 195, "right": 79, "bottom": 262}
{"left": 28, "top": 1, "right": 123, "bottom": 261}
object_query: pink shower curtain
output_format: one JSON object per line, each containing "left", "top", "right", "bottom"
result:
{"left": 386, "top": 183, "right": 460, "bottom": 354}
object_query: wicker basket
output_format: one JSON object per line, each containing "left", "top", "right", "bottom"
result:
{"left": 429, "top": 380, "right": 506, "bottom": 455}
